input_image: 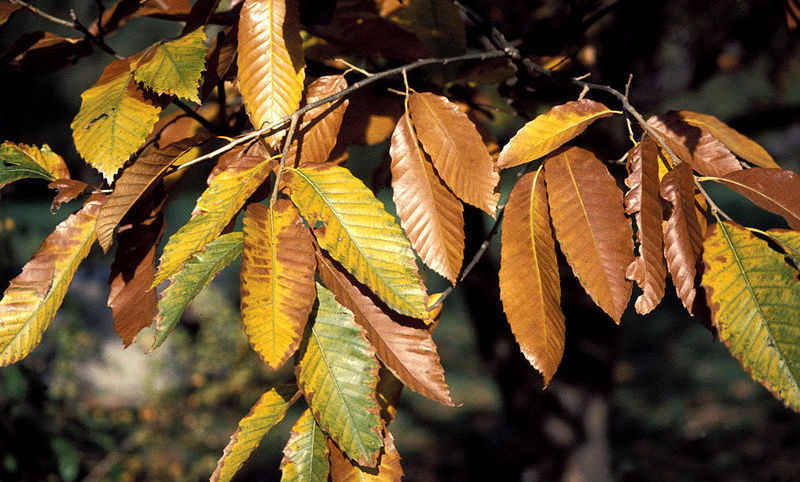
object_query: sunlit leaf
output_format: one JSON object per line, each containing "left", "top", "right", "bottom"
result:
{"left": 96, "top": 135, "right": 207, "bottom": 252}
{"left": 328, "top": 430, "right": 403, "bottom": 482}
{"left": 153, "top": 157, "right": 273, "bottom": 285}
{"left": 710, "top": 168, "right": 800, "bottom": 230}
{"left": 280, "top": 409, "right": 331, "bottom": 482}
{"left": 152, "top": 232, "right": 242, "bottom": 349}
{"left": 133, "top": 28, "right": 207, "bottom": 102}
{"left": 241, "top": 201, "right": 316, "bottom": 370}
{"left": 647, "top": 112, "right": 742, "bottom": 177}
{"left": 284, "top": 164, "right": 428, "bottom": 318}
{"left": 71, "top": 58, "right": 162, "bottom": 182}
{"left": 660, "top": 163, "right": 704, "bottom": 315}
{"left": 0, "top": 196, "right": 104, "bottom": 366}
{"left": 48, "top": 179, "right": 88, "bottom": 211}
{"left": 297, "top": 283, "right": 384, "bottom": 467}
{"left": 764, "top": 229, "right": 800, "bottom": 263}
{"left": 0, "top": 142, "right": 70, "bottom": 188}
{"left": 545, "top": 147, "right": 634, "bottom": 323}
{"left": 211, "top": 385, "right": 299, "bottom": 482}
{"left": 390, "top": 112, "right": 464, "bottom": 283}
{"left": 390, "top": 0, "right": 465, "bottom": 57}
{"left": 499, "top": 168, "right": 564, "bottom": 385}
{"left": 676, "top": 110, "right": 779, "bottom": 169}
{"left": 238, "top": 0, "right": 305, "bottom": 129}
{"left": 287, "top": 75, "right": 349, "bottom": 166}
{"left": 408, "top": 92, "right": 499, "bottom": 215}
{"left": 497, "top": 99, "right": 618, "bottom": 169}
{"left": 624, "top": 137, "right": 666, "bottom": 314}
{"left": 702, "top": 221, "right": 800, "bottom": 412}
{"left": 316, "top": 248, "right": 453, "bottom": 405}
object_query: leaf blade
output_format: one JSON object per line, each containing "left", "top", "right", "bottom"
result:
{"left": 280, "top": 409, "right": 331, "bottom": 482}
{"left": 0, "top": 142, "right": 70, "bottom": 188}
{"left": 132, "top": 28, "right": 207, "bottom": 102}
{"left": 714, "top": 168, "right": 800, "bottom": 230}
{"left": 288, "top": 75, "right": 349, "bottom": 166}
{"left": 328, "top": 430, "right": 403, "bottom": 482}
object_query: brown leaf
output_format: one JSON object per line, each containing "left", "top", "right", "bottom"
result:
{"left": 328, "top": 430, "right": 403, "bottom": 481}
{"left": 108, "top": 197, "right": 165, "bottom": 347}
{"left": 647, "top": 112, "right": 742, "bottom": 177}
{"left": 676, "top": 110, "right": 779, "bottom": 169}
{"left": 390, "top": 113, "right": 464, "bottom": 283}
{"left": 182, "top": 0, "right": 221, "bottom": 33}
{"left": 207, "top": 141, "right": 273, "bottom": 186}
{"left": 714, "top": 168, "right": 800, "bottom": 230}
{"left": 200, "top": 24, "right": 239, "bottom": 101}
{"left": 316, "top": 248, "right": 454, "bottom": 406}
{"left": 241, "top": 201, "right": 317, "bottom": 370}
{"left": 96, "top": 135, "right": 208, "bottom": 252}
{"left": 0, "top": 3, "right": 21, "bottom": 25}
{"left": 660, "top": 163, "right": 704, "bottom": 315}
{"left": 0, "top": 32, "right": 90, "bottom": 75}
{"left": 545, "top": 147, "right": 634, "bottom": 323}
{"left": 408, "top": 92, "right": 499, "bottom": 216}
{"left": 238, "top": 0, "right": 305, "bottom": 130}
{"left": 332, "top": 90, "right": 404, "bottom": 156}
{"left": 499, "top": 168, "right": 565, "bottom": 386}
{"left": 48, "top": 179, "right": 88, "bottom": 211}
{"left": 624, "top": 137, "right": 666, "bottom": 314}
{"left": 497, "top": 99, "right": 617, "bottom": 169}
{"left": 287, "top": 75, "right": 349, "bottom": 166}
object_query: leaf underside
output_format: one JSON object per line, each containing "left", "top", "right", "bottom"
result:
{"left": 288, "top": 75, "right": 349, "bottom": 166}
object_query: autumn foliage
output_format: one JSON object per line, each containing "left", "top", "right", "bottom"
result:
{"left": 2, "top": 0, "right": 800, "bottom": 480}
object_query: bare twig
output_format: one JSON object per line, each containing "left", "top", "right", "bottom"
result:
{"left": 9, "top": 0, "right": 74, "bottom": 28}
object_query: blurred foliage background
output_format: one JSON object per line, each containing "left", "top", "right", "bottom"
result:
{"left": 1, "top": 0, "right": 800, "bottom": 480}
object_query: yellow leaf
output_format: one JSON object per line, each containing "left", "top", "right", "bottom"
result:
{"left": 0, "top": 142, "right": 70, "bottom": 187}
{"left": 702, "top": 221, "right": 800, "bottom": 412}
{"left": 497, "top": 99, "right": 618, "bottom": 169}
{"left": 280, "top": 409, "right": 331, "bottom": 481}
{"left": 241, "top": 201, "right": 317, "bottom": 370}
{"left": 499, "top": 167, "right": 564, "bottom": 386}
{"left": 0, "top": 196, "right": 104, "bottom": 366}
{"left": 328, "top": 430, "right": 403, "bottom": 482}
{"left": 133, "top": 28, "right": 208, "bottom": 103}
{"left": 285, "top": 164, "right": 428, "bottom": 318}
{"left": 238, "top": 0, "right": 305, "bottom": 129}
{"left": 71, "top": 58, "right": 162, "bottom": 182}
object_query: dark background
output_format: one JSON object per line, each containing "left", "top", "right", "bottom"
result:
{"left": 1, "top": 0, "right": 800, "bottom": 480}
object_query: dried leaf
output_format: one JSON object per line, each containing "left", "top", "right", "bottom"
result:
{"left": 328, "top": 430, "right": 403, "bottom": 482}
{"left": 499, "top": 168, "right": 565, "bottom": 385}
{"left": 713, "top": 168, "right": 800, "bottom": 230}
{"left": 0, "top": 142, "right": 69, "bottom": 188}
{"left": 408, "top": 92, "right": 499, "bottom": 215}
{"left": 96, "top": 135, "right": 207, "bottom": 252}
{"left": 624, "top": 137, "right": 666, "bottom": 314}
{"left": 212, "top": 385, "right": 299, "bottom": 482}
{"left": 0, "top": 3, "right": 21, "bottom": 26}
{"left": 647, "top": 112, "right": 742, "bottom": 177}
{"left": 660, "top": 163, "right": 704, "bottom": 315}
{"left": 545, "top": 147, "right": 634, "bottom": 323}
{"left": 287, "top": 75, "right": 349, "bottom": 166}
{"left": 133, "top": 28, "right": 207, "bottom": 102}
{"left": 0, "top": 196, "right": 104, "bottom": 366}
{"left": 316, "top": 248, "right": 454, "bottom": 406}
{"left": 676, "top": 110, "right": 779, "bottom": 169}
{"left": 49, "top": 179, "right": 88, "bottom": 211}
{"left": 241, "top": 201, "right": 316, "bottom": 370}
{"left": 71, "top": 58, "right": 162, "bottom": 182}
{"left": 201, "top": 25, "right": 238, "bottom": 101}
{"left": 297, "top": 284, "right": 384, "bottom": 467}
{"left": 284, "top": 164, "right": 428, "bottom": 318}
{"left": 702, "top": 221, "right": 800, "bottom": 412}
{"left": 390, "top": 113, "right": 464, "bottom": 283}
{"left": 497, "top": 99, "right": 618, "bottom": 169}
{"left": 280, "top": 409, "right": 331, "bottom": 481}
{"left": 238, "top": 0, "right": 305, "bottom": 129}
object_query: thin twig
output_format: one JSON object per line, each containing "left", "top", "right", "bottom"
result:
{"left": 694, "top": 177, "right": 734, "bottom": 221}
{"left": 9, "top": 0, "right": 74, "bottom": 28}
{"left": 271, "top": 113, "right": 300, "bottom": 205}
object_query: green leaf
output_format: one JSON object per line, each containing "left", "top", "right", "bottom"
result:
{"left": 297, "top": 284, "right": 384, "bottom": 467}
{"left": 71, "top": 59, "right": 162, "bottom": 182}
{"left": 0, "top": 142, "right": 70, "bottom": 188}
{"left": 133, "top": 28, "right": 207, "bottom": 103}
{"left": 152, "top": 232, "right": 242, "bottom": 349}
{"left": 285, "top": 164, "right": 427, "bottom": 318}
{"left": 280, "top": 409, "right": 331, "bottom": 482}
{"left": 764, "top": 230, "right": 800, "bottom": 263}
{"left": 702, "top": 221, "right": 800, "bottom": 412}
{"left": 0, "top": 196, "right": 104, "bottom": 366}
{"left": 153, "top": 157, "right": 273, "bottom": 286}
{"left": 211, "top": 384, "right": 299, "bottom": 482}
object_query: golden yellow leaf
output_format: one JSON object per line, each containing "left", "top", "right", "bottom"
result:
{"left": 328, "top": 430, "right": 403, "bottom": 482}
{"left": 133, "top": 28, "right": 208, "bottom": 102}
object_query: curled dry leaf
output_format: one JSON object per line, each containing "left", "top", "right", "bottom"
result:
{"left": 660, "top": 163, "right": 704, "bottom": 315}
{"left": 497, "top": 99, "right": 618, "bottom": 169}
{"left": 48, "top": 179, "right": 88, "bottom": 211}
{"left": 545, "top": 147, "right": 634, "bottom": 323}
{"left": 499, "top": 168, "right": 564, "bottom": 386}
{"left": 408, "top": 92, "right": 499, "bottom": 216}
{"left": 390, "top": 112, "right": 464, "bottom": 284}
{"left": 624, "top": 137, "right": 666, "bottom": 314}
{"left": 238, "top": 0, "right": 305, "bottom": 130}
